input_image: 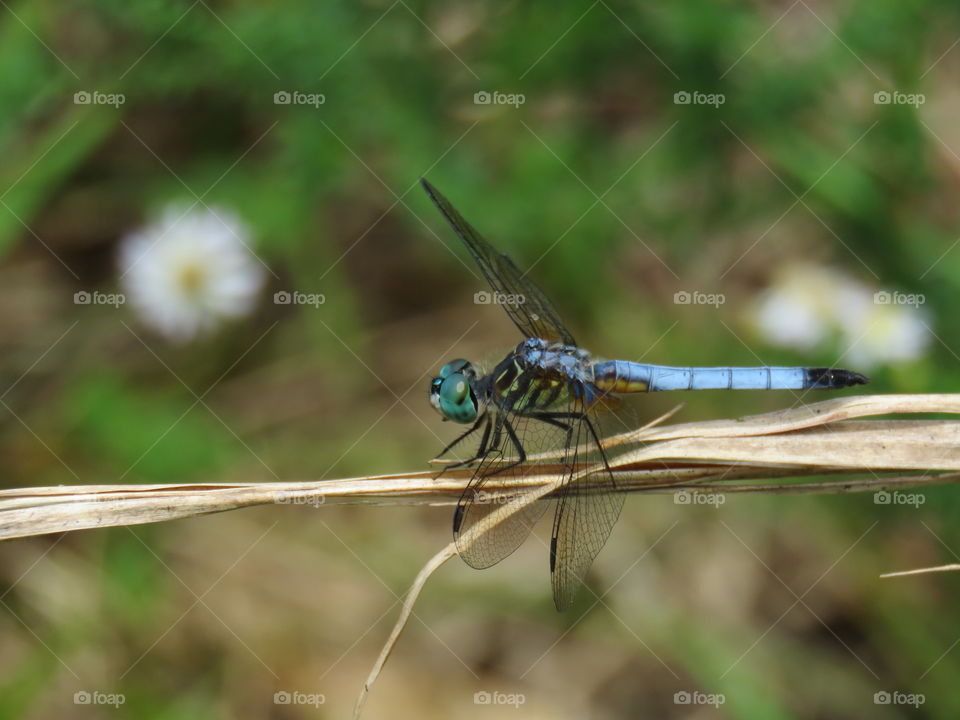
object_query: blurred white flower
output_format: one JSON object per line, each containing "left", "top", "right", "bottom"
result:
{"left": 844, "top": 302, "right": 931, "bottom": 368}
{"left": 750, "top": 262, "right": 930, "bottom": 368}
{"left": 119, "top": 205, "right": 266, "bottom": 342}
{"left": 752, "top": 264, "right": 860, "bottom": 350}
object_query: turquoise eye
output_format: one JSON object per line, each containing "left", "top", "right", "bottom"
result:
{"left": 430, "top": 358, "right": 478, "bottom": 423}
{"left": 437, "top": 373, "right": 477, "bottom": 423}
{"left": 441, "top": 374, "right": 468, "bottom": 404}
{"left": 439, "top": 359, "right": 470, "bottom": 379}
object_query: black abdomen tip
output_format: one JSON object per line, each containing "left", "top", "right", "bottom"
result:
{"left": 805, "top": 367, "right": 870, "bottom": 389}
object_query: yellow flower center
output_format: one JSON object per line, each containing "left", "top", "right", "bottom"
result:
{"left": 177, "top": 261, "right": 207, "bottom": 297}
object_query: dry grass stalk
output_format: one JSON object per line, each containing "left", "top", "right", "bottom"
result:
{"left": 1, "top": 394, "right": 959, "bottom": 542}
{"left": 3, "top": 393, "right": 960, "bottom": 718}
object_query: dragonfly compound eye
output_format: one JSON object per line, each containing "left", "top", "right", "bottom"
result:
{"left": 439, "top": 358, "right": 471, "bottom": 379}
{"left": 437, "top": 373, "right": 477, "bottom": 423}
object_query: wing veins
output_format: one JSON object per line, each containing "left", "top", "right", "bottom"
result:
{"left": 421, "top": 179, "right": 576, "bottom": 345}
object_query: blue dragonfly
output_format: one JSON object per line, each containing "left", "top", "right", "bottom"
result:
{"left": 422, "top": 179, "right": 868, "bottom": 610}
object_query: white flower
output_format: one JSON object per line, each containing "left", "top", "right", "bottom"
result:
{"left": 752, "top": 264, "right": 860, "bottom": 350}
{"left": 843, "top": 303, "right": 931, "bottom": 368}
{"left": 119, "top": 205, "right": 265, "bottom": 341}
{"left": 750, "top": 262, "right": 931, "bottom": 368}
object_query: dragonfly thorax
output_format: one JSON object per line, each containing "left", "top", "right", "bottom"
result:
{"left": 484, "top": 338, "right": 598, "bottom": 414}
{"left": 516, "top": 338, "right": 593, "bottom": 379}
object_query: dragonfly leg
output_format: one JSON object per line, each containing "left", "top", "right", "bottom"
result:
{"left": 452, "top": 416, "right": 526, "bottom": 534}
{"left": 530, "top": 410, "right": 613, "bottom": 474}
{"left": 435, "top": 415, "right": 488, "bottom": 459}
{"left": 439, "top": 417, "right": 493, "bottom": 470}
{"left": 580, "top": 414, "right": 613, "bottom": 473}
{"left": 475, "top": 416, "right": 527, "bottom": 479}
{"left": 435, "top": 418, "right": 493, "bottom": 480}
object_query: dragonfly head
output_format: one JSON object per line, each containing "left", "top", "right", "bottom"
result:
{"left": 430, "top": 358, "right": 481, "bottom": 423}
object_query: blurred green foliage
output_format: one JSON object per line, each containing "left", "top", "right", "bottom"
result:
{"left": 2, "top": 1, "right": 960, "bottom": 718}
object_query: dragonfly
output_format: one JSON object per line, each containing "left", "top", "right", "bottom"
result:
{"left": 421, "top": 179, "right": 869, "bottom": 611}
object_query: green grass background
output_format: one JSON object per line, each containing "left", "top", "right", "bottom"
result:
{"left": 1, "top": 1, "right": 960, "bottom": 718}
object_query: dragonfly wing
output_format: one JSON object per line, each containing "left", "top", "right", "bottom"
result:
{"left": 451, "top": 389, "right": 625, "bottom": 610}
{"left": 452, "top": 410, "right": 564, "bottom": 569}
{"left": 421, "top": 179, "right": 577, "bottom": 345}
{"left": 550, "top": 405, "right": 625, "bottom": 611}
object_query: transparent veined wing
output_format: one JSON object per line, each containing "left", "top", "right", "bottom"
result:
{"left": 548, "top": 401, "right": 625, "bottom": 611}
{"left": 450, "top": 381, "right": 625, "bottom": 610}
{"left": 452, "top": 409, "right": 554, "bottom": 570}
{"left": 421, "top": 179, "right": 577, "bottom": 346}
